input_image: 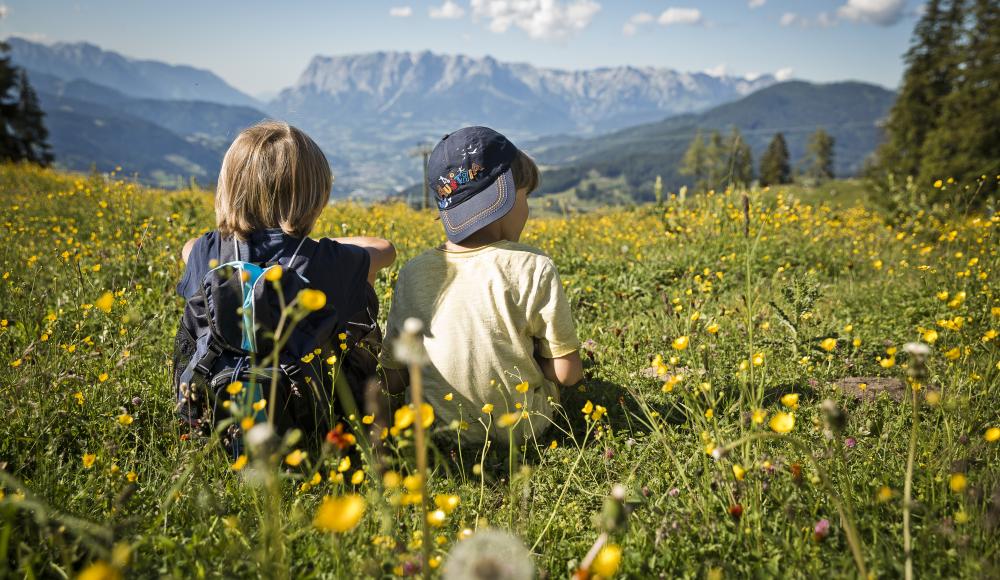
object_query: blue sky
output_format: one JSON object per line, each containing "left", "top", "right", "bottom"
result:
{"left": 0, "top": 0, "right": 920, "bottom": 97}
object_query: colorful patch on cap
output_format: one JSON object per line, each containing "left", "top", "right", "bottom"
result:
{"left": 436, "top": 163, "right": 483, "bottom": 199}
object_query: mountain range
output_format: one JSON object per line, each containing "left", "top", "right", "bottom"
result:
{"left": 5, "top": 38, "right": 895, "bottom": 198}
{"left": 534, "top": 80, "right": 897, "bottom": 198}
{"left": 6, "top": 38, "right": 258, "bottom": 107}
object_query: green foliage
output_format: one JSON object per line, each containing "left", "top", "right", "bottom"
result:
{"left": 0, "top": 42, "right": 52, "bottom": 167}
{"left": 537, "top": 81, "right": 895, "bottom": 197}
{"left": 760, "top": 133, "right": 792, "bottom": 186}
{"left": 871, "top": 0, "right": 998, "bottom": 204}
{"left": 803, "top": 128, "right": 835, "bottom": 182}
{"left": 1, "top": 165, "right": 998, "bottom": 578}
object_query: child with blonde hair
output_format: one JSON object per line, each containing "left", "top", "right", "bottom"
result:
{"left": 174, "top": 121, "right": 395, "bottom": 448}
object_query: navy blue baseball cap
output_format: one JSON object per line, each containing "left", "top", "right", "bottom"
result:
{"left": 428, "top": 126, "right": 518, "bottom": 243}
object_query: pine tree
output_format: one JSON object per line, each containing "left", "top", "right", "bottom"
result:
{"left": 0, "top": 42, "right": 53, "bottom": 166}
{"left": 680, "top": 131, "right": 708, "bottom": 191}
{"left": 704, "top": 130, "right": 727, "bottom": 190}
{"left": 760, "top": 133, "right": 792, "bottom": 186}
{"left": 726, "top": 127, "right": 754, "bottom": 187}
{"left": 804, "top": 128, "right": 835, "bottom": 182}
{"left": 873, "top": 0, "right": 963, "bottom": 180}
{"left": 0, "top": 41, "right": 21, "bottom": 161}
{"left": 919, "top": 0, "right": 999, "bottom": 200}
{"left": 11, "top": 69, "right": 53, "bottom": 166}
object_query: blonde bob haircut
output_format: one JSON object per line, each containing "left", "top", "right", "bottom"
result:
{"left": 215, "top": 121, "right": 332, "bottom": 240}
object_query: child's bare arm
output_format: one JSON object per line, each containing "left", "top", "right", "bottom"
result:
{"left": 332, "top": 236, "right": 397, "bottom": 284}
{"left": 536, "top": 350, "right": 583, "bottom": 386}
{"left": 182, "top": 238, "right": 197, "bottom": 263}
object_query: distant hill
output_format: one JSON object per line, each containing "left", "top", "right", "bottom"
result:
{"left": 6, "top": 38, "right": 259, "bottom": 107}
{"left": 37, "top": 92, "right": 223, "bottom": 186}
{"left": 534, "top": 81, "right": 896, "bottom": 198}
{"left": 25, "top": 70, "right": 272, "bottom": 186}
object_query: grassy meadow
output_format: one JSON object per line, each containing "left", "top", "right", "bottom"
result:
{"left": 0, "top": 163, "right": 998, "bottom": 578}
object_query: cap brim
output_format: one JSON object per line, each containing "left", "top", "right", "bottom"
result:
{"left": 438, "top": 169, "right": 516, "bottom": 243}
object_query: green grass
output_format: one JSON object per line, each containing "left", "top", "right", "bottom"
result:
{"left": 1, "top": 163, "right": 998, "bottom": 578}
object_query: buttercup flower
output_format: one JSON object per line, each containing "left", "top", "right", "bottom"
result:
{"left": 314, "top": 494, "right": 365, "bottom": 532}
{"left": 769, "top": 412, "right": 795, "bottom": 433}
{"left": 780, "top": 393, "right": 799, "bottom": 410}
{"left": 592, "top": 544, "right": 622, "bottom": 577}
{"left": 298, "top": 289, "right": 327, "bottom": 311}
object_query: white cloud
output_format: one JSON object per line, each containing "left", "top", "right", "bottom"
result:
{"left": 430, "top": 0, "right": 465, "bottom": 20}
{"left": 0, "top": 4, "right": 8, "bottom": 20}
{"left": 703, "top": 64, "right": 728, "bottom": 77}
{"left": 779, "top": 12, "right": 801, "bottom": 27}
{"left": 748, "top": 0, "right": 766, "bottom": 8}
{"left": 815, "top": 11, "right": 836, "bottom": 27}
{"left": 658, "top": 7, "right": 703, "bottom": 26}
{"left": 471, "top": 0, "right": 601, "bottom": 41}
{"left": 623, "top": 12, "right": 653, "bottom": 36}
{"left": 774, "top": 67, "right": 794, "bottom": 81}
{"left": 389, "top": 6, "right": 413, "bottom": 17}
{"left": 837, "top": 0, "right": 907, "bottom": 26}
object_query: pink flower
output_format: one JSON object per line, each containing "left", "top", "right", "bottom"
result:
{"left": 814, "top": 518, "right": 830, "bottom": 541}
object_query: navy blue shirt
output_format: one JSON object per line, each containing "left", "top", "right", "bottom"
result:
{"left": 177, "top": 229, "right": 373, "bottom": 323}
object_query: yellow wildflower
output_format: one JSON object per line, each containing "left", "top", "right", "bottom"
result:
{"left": 769, "top": 412, "right": 795, "bottom": 433}
{"left": 780, "top": 393, "right": 799, "bottom": 410}
{"left": 285, "top": 449, "right": 307, "bottom": 467}
{"left": 497, "top": 412, "right": 520, "bottom": 428}
{"left": 313, "top": 494, "right": 365, "bottom": 532}
{"left": 592, "top": 544, "right": 622, "bottom": 578}
{"left": 95, "top": 291, "right": 115, "bottom": 313}
{"left": 298, "top": 289, "right": 327, "bottom": 311}
{"left": 264, "top": 266, "right": 283, "bottom": 282}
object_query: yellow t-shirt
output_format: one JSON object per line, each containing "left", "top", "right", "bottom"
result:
{"left": 381, "top": 240, "right": 580, "bottom": 444}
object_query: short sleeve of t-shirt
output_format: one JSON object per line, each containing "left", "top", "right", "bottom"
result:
{"left": 529, "top": 259, "right": 581, "bottom": 358}
{"left": 310, "top": 238, "right": 372, "bottom": 320}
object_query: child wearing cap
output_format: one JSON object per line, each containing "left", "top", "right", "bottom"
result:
{"left": 381, "top": 126, "right": 582, "bottom": 448}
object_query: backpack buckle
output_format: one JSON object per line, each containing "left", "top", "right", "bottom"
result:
{"left": 194, "top": 341, "right": 224, "bottom": 377}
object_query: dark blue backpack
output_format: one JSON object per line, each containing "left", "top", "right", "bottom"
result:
{"left": 173, "top": 235, "right": 368, "bottom": 452}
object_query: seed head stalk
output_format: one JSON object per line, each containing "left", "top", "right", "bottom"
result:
{"left": 408, "top": 359, "right": 431, "bottom": 578}
{"left": 717, "top": 432, "right": 867, "bottom": 578}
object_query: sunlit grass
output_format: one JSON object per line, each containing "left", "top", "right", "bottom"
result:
{"left": 0, "top": 163, "right": 997, "bottom": 578}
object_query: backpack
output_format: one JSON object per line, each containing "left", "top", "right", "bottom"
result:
{"left": 172, "top": 235, "right": 370, "bottom": 454}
